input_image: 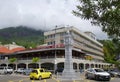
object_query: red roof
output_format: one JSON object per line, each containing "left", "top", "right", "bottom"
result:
{"left": 0, "top": 46, "right": 25, "bottom": 54}
{"left": 10, "top": 47, "right": 25, "bottom": 53}
{"left": 0, "top": 46, "right": 10, "bottom": 54}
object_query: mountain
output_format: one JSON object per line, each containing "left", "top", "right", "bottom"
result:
{"left": 0, "top": 26, "right": 44, "bottom": 48}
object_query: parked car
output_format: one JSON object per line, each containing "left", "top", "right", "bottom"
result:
{"left": 0, "top": 66, "right": 13, "bottom": 74}
{"left": 107, "top": 69, "right": 120, "bottom": 77}
{"left": 5, "top": 67, "right": 13, "bottom": 74}
{"left": 85, "top": 68, "right": 111, "bottom": 81}
{"left": 29, "top": 68, "right": 52, "bottom": 80}
{"left": 23, "top": 68, "right": 33, "bottom": 75}
{"left": 15, "top": 68, "right": 24, "bottom": 74}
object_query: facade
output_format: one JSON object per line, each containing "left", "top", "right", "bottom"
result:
{"left": 44, "top": 27, "right": 103, "bottom": 62}
{"left": 0, "top": 26, "right": 110, "bottom": 72}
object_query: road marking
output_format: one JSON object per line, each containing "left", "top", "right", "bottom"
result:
{"left": 8, "top": 81, "right": 13, "bottom": 82}
{"left": 73, "top": 80, "right": 82, "bottom": 82}
{"left": 73, "top": 80, "right": 76, "bottom": 82}
{"left": 52, "top": 77, "right": 60, "bottom": 82}
{"left": 83, "top": 79, "right": 89, "bottom": 82}
{"left": 87, "top": 80, "right": 90, "bottom": 82}
{"left": 19, "top": 80, "right": 23, "bottom": 82}
{"left": 44, "top": 79, "right": 46, "bottom": 82}
{"left": 111, "top": 77, "right": 114, "bottom": 80}
{"left": 8, "top": 77, "right": 29, "bottom": 82}
{"left": 18, "top": 78, "right": 30, "bottom": 82}
{"left": 32, "top": 80, "right": 34, "bottom": 82}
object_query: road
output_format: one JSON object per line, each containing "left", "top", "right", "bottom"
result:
{"left": 0, "top": 74, "right": 120, "bottom": 82}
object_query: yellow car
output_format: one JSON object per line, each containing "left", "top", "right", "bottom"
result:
{"left": 29, "top": 68, "right": 52, "bottom": 80}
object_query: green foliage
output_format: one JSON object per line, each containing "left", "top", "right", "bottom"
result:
{"left": 9, "top": 58, "right": 17, "bottom": 63}
{"left": 32, "top": 57, "right": 40, "bottom": 68}
{"left": 103, "top": 40, "right": 116, "bottom": 62}
{"left": 0, "top": 26, "right": 44, "bottom": 48}
{"left": 32, "top": 57, "right": 40, "bottom": 63}
{"left": 73, "top": 0, "right": 120, "bottom": 37}
{"left": 101, "top": 40, "right": 120, "bottom": 67}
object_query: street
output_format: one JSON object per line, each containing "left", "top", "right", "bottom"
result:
{"left": 0, "top": 74, "right": 120, "bottom": 82}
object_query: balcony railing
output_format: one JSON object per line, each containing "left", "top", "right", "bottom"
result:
{"left": 0, "top": 56, "right": 102, "bottom": 63}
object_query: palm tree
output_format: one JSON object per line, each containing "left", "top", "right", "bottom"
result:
{"left": 32, "top": 57, "right": 40, "bottom": 68}
{"left": 9, "top": 57, "right": 17, "bottom": 70}
{"left": 9, "top": 57, "right": 17, "bottom": 64}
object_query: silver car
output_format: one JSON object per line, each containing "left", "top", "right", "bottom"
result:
{"left": 85, "top": 68, "right": 111, "bottom": 81}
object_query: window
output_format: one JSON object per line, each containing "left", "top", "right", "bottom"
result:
{"left": 89, "top": 69, "right": 93, "bottom": 72}
{"left": 32, "top": 70, "right": 38, "bottom": 74}
{"left": 94, "top": 69, "right": 104, "bottom": 72}
{"left": 48, "top": 42, "right": 50, "bottom": 45}
{"left": 60, "top": 40, "right": 64, "bottom": 43}
{"left": 40, "top": 69, "right": 44, "bottom": 72}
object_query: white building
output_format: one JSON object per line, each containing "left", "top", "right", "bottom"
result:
{"left": 0, "top": 26, "right": 110, "bottom": 72}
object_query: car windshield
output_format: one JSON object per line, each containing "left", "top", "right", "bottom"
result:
{"left": 7, "top": 67, "right": 12, "bottom": 69}
{"left": 31, "top": 70, "right": 37, "bottom": 73}
{"left": 95, "top": 69, "right": 104, "bottom": 72}
{"left": 18, "top": 68, "right": 24, "bottom": 70}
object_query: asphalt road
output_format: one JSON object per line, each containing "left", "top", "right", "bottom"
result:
{"left": 0, "top": 74, "right": 120, "bottom": 82}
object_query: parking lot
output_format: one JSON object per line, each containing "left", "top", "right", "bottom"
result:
{"left": 0, "top": 73, "right": 120, "bottom": 82}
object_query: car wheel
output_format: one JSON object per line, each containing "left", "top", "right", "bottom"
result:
{"left": 85, "top": 74, "right": 89, "bottom": 79}
{"left": 107, "top": 79, "right": 111, "bottom": 81}
{"left": 95, "top": 75, "right": 99, "bottom": 81}
{"left": 30, "top": 78, "right": 33, "bottom": 80}
{"left": 38, "top": 76, "right": 42, "bottom": 80}
{"left": 49, "top": 74, "right": 52, "bottom": 78}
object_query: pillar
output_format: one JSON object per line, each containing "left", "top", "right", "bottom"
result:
{"left": 77, "top": 63, "right": 79, "bottom": 72}
{"left": 26, "top": 63, "right": 28, "bottom": 69}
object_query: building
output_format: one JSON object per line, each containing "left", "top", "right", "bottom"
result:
{"left": 0, "top": 26, "right": 110, "bottom": 72}
{"left": 0, "top": 42, "right": 25, "bottom": 54}
{"left": 45, "top": 27, "right": 103, "bottom": 62}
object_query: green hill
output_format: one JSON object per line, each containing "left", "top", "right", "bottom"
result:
{"left": 0, "top": 26, "right": 44, "bottom": 48}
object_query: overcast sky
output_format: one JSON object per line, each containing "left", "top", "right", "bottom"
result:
{"left": 0, "top": 0, "right": 108, "bottom": 39}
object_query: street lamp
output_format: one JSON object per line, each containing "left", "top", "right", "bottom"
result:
{"left": 54, "top": 26, "right": 57, "bottom": 74}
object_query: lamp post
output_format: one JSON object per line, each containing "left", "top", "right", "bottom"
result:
{"left": 54, "top": 26, "right": 57, "bottom": 74}
{"left": 26, "top": 54, "right": 28, "bottom": 69}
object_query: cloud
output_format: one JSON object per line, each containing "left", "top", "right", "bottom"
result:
{"left": 0, "top": 0, "right": 107, "bottom": 39}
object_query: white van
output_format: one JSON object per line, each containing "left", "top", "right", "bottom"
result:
{"left": 0, "top": 66, "right": 13, "bottom": 74}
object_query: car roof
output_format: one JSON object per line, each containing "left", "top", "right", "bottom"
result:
{"left": 87, "top": 68, "right": 103, "bottom": 70}
{"left": 33, "top": 68, "right": 44, "bottom": 70}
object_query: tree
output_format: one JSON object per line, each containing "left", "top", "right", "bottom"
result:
{"left": 101, "top": 40, "right": 120, "bottom": 68}
{"left": 9, "top": 58, "right": 17, "bottom": 64}
{"left": 32, "top": 57, "right": 40, "bottom": 68}
{"left": 103, "top": 40, "right": 116, "bottom": 63}
{"left": 73, "top": 0, "right": 120, "bottom": 37}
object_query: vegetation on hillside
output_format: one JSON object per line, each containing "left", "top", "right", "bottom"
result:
{"left": 0, "top": 26, "right": 44, "bottom": 48}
